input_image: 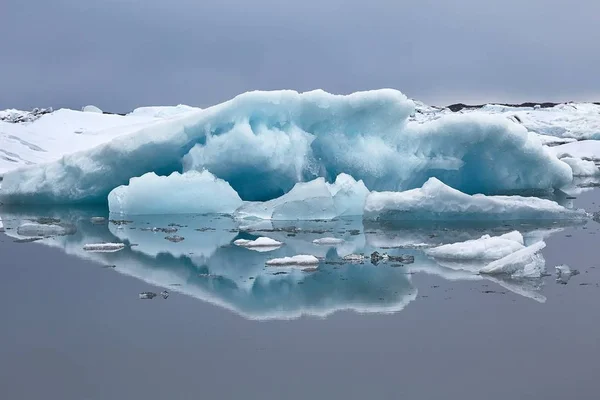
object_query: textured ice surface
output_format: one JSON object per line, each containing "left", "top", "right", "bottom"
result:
{"left": 108, "top": 170, "right": 243, "bottom": 215}
{"left": 234, "top": 237, "right": 283, "bottom": 251}
{"left": 0, "top": 90, "right": 573, "bottom": 205}
{"left": 551, "top": 140, "right": 600, "bottom": 161}
{"left": 364, "top": 178, "right": 587, "bottom": 221}
{"left": 16, "top": 222, "right": 76, "bottom": 237}
{"left": 426, "top": 231, "right": 525, "bottom": 261}
{"left": 234, "top": 173, "right": 368, "bottom": 220}
{"left": 313, "top": 237, "right": 345, "bottom": 245}
{"left": 560, "top": 157, "right": 600, "bottom": 177}
{"left": 266, "top": 255, "right": 320, "bottom": 266}
{"left": 479, "top": 241, "right": 546, "bottom": 278}
{"left": 83, "top": 243, "right": 125, "bottom": 252}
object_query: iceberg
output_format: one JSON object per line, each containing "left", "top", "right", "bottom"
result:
{"left": 0, "top": 90, "right": 572, "bottom": 205}
{"left": 364, "top": 178, "right": 588, "bottom": 222}
{"left": 560, "top": 157, "right": 600, "bottom": 177}
{"left": 551, "top": 140, "right": 600, "bottom": 161}
{"left": 479, "top": 241, "right": 546, "bottom": 278}
{"left": 425, "top": 231, "right": 525, "bottom": 262}
{"left": 108, "top": 170, "right": 243, "bottom": 215}
{"left": 234, "top": 173, "right": 368, "bottom": 220}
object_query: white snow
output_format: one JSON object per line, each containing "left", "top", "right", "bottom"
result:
{"left": 560, "top": 157, "right": 600, "bottom": 177}
{"left": 426, "top": 231, "right": 525, "bottom": 261}
{"left": 108, "top": 170, "right": 243, "bottom": 215}
{"left": 364, "top": 177, "right": 588, "bottom": 221}
{"left": 533, "top": 133, "right": 577, "bottom": 146}
{"left": 0, "top": 90, "right": 573, "bottom": 205}
{"left": 127, "top": 105, "right": 199, "bottom": 118}
{"left": 82, "top": 105, "right": 103, "bottom": 113}
{"left": 313, "top": 237, "right": 346, "bottom": 245}
{"left": 83, "top": 243, "right": 126, "bottom": 252}
{"left": 234, "top": 237, "right": 283, "bottom": 251}
{"left": 234, "top": 173, "right": 369, "bottom": 220}
{"left": 266, "top": 255, "right": 320, "bottom": 266}
{"left": 479, "top": 241, "right": 546, "bottom": 278}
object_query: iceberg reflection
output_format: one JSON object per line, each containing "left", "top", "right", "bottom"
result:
{"left": 1, "top": 207, "right": 583, "bottom": 319}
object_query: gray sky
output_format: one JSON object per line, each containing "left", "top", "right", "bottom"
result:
{"left": 2, "top": 0, "right": 599, "bottom": 112}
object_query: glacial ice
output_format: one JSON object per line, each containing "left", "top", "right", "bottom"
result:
{"left": 479, "top": 241, "right": 546, "bottom": 278}
{"left": 16, "top": 222, "right": 76, "bottom": 237}
{"left": 426, "top": 231, "right": 525, "bottom": 261}
{"left": 0, "top": 90, "right": 573, "bottom": 205}
{"left": 108, "top": 170, "right": 243, "bottom": 215}
{"left": 364, "top": 177, "right": 588, "bottom": 221}
{"left": 234, "top": 173, "right": 368, "bottom": 220}
{"left": 233, "top": 237, "right": 283, "bottom": 252}
{"left": 560, "top": 157, "right": 600, "bottom": 177}
{"left": 266, "top": 255, "right": 320, "bottom": 266}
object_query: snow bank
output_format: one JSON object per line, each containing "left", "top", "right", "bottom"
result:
{"left": 364, "top": 177, "right": 587, "bottom": 221}
{"left": 426, "top": 231, "right": 525, "bottom": 261}
{"left": 234, "top": 173, "right": 369, "bottom": 220}
{"left": 108, "top": 170, "right": 243, "bottom": 215}
{"left": 0, "top": 89, "right": 572, "bottom": 205}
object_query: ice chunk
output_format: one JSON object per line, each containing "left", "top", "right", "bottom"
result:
{"left": 364, "top": 178, "right": 588, "bottom": 221}
{"left": 139, "top": 292, "right": 157, "bottom": 299}
{"left": 16, "top": 222, "right": 76, "bottom": 237}
{"left": 313, "top": 237, "right": 345, "bottom": 245}
{"left": 426, "top": 231, "right": 525, "bottom": 261}
{"left": 266, "top": 255, "right": 320, "bottom": 266}
{"left": 0, "top": 90, "right": 572, "bottom": 205}
{"left": 560, "top": 157, "right": 600, "bottom": 177}
{"left": 555, "top": 264, "right": 579, "bottom": 284}
{"left": 82, "top": 105, "right": 103, "bottom": 113}
{"left": 479, "top": 241, "right": 546, "bottom": 278}
{"left": 234, "top": 173, "right": 368, "bottom": 220}
{"left": 83, "top": 243, "right": 125, "bottom": 252}
{"left": 108, "top": 170, "right": 243, "bottom": 215}
{"left": 533, "top": 133, "right": 577, "bottom": 146}
{"left": 234, "top": 237, "right": 283, "bottom": 251}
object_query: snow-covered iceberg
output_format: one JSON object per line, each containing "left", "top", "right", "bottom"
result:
{"left": 426, "top": 231, "right": 525, "bottom": 262}
{"left": 479, "top": 241, "right": 546, "bottom": 278}
{"left": 364, "top": 177, "right": 587, "bottom": 221}
{"left": 234, "top": 173, "right": 368, "bottom": 220}
{"left": 108, "top": 170, "right": 243, "bottom": 215}
{"left": 0, "top": 89, "right": 572, "bottom": 205}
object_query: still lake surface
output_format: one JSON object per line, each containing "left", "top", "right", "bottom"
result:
{"left": 1, "top": 189, "right": 599, "bottom": 400}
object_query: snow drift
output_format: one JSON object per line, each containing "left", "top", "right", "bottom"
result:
{"left": 0, "top": 89, "right": 572, "bottom": 205}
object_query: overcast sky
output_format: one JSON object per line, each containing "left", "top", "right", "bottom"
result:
{"left": 2, "top": 0, "right": 599, "bottom": 112}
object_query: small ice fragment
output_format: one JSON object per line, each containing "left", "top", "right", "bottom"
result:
{"left": 312, "top": 237, "right": 345, "bottom": 245}
{"left": 480, "top": 241, "right": 546, "bottom": 278}
{"left": 90, "top": 217, "right": 106, "bottom": 224}
{"left": 388, "top": 254, "right": 415, "bottom": 264}
{"left": 234, "top": 237, "right": 283, "bottom": 248}
{"left": 343, "top": 254, "right": 366, "bottom": 263}
{"left": 17, "top": 223, "right": 76, "bottom": 237}
{"left": 139, "top": 292, "right": 157, "bottom": 299}
{"left": 555, "top": 264, "right": 579, "bottom": 284}
{"left": 83, "top": 243, "right": 125, "bottom": 252}
{"left": 370, "top": 251, "right": 388, "bottom": 265}
{"left": 160, "top": 290, "right": 169, "bottom": 299}
{"left": 266, "top": 255, "right": 319, "bottom": 266}
{"left": 165, "top": 235, "right": 185, "bottom": 242}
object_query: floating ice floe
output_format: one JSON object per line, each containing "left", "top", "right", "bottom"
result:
{"left": 559, "top": 157, "right": 600, "bottom": 177}
{"left": 233, "top": 237, "right": 283, "bottom": 252}
{"left": 426, "top": 231, "right": 525, "bottom": 261}
{"left": 234, "top": 173, "right": 369, "bottom": 220}
{"left": 16, "top": 222, "right": 76, "bottom": 237}
{"left": 555, "top": 264, "right": 579, "bottom": 284}
{"left": 313, "top": 237, "right": 345, "bottom": 245}
{"left": 108, "top": 170, "right": 243, "bottom": 215}
{"left": 364, "top": 178, "right": 588, "bottom": 221}
{"left": 551, "top": 140, "right": 600, "bottom": 162}
{"left": 83, "top": 243, "right": 126, "bottom": 252}
{"left": 0, "top": 89, "right": 573, "bottom": 205}
{"left": 479, "top": 241, "right": 546, "bottom": 278}
{"left": 266, "top": 255, "right": 320, "bottom": 266}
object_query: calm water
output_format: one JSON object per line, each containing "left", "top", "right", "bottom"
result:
{"left": 1, "top": 190, "right": 599, "bottom": 400}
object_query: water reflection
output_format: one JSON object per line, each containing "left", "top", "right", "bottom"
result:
{"left": 0, "top": 207, "right": 588, "bottom": 320}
